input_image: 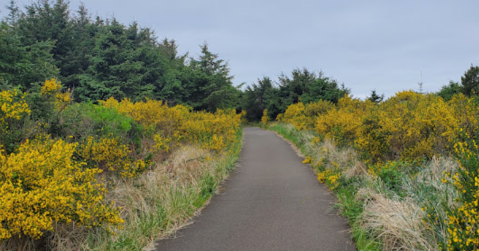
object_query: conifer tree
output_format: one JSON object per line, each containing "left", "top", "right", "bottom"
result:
{"left": 189, "top": 43, "right": 240, "bottom": 111}
{"left": 367, "top": 90, "right": 384, "bottom": 104}
{"left": 461, "top": 64, "right": 479, "bottom": 96}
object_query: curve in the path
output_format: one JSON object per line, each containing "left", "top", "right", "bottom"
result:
{"left": 155, "top": 127, "right": 356, "bottom": 251}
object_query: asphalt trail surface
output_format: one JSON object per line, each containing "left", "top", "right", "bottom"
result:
{"left": 156, "top": 127, "right": 356, "bottom": 251}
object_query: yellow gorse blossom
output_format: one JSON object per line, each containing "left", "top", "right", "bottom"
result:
{"left": 76, "top": 136, "right": 148, "bottom": 178}
{"left": 316, "top": 168, "right": 340, "bottom": 191}
{"left": 302, "top": 156, "right": 312, "bottom": 164}
{"left": 261, "top": 109, "right": 270, "bottom": 125}
{"left": 100, "top": 97, "right": 242, "bottom": 152}
{"left": 0, "top": 89, "right": 30, "bottom": 135}
{"left": 40, "top": 78, "right": 72, "bottom": 110}
{"left": 280, "top": 91, "right": 475, "bottom": 164}
{"left": 278, "top": 100, "right": 335, "bottom": 130}
{"left": 0, "top": 81, "right": 243, "bottom": 243}
{"left": 0, "top": 135, "right": 123, "bottom": 240}
{"left": 445, "top": 133, "right": 479, "bottom": 250}
{"left": 41, "top": 78, "right": 61, "bottom": 95}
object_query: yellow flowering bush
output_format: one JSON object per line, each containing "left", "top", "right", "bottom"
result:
{"left": 276, "top": 113, "right": 284, "bottom": 121}
{"left": 0, "top": 80, "right": 243, "bottom": 247}
{"left": 280, "top": 100, "right": 334, "bottom": 130}
{"left": 261, "top": 109, "right": 270, "bottom": 125}
{"left": 100, "top": 97, "right": 243, "bottom": 152}
{"left": 281, "top": 91, "right": 474, "bottom": 164}
{"left": 179, "top": 109, "right": 242, "bottom": 152}
{"left": 280, "top": 102, "right": 309, "bottom": 130}
{"left": 304, "top": 99, "right": 335, "bottom": 118}
{"left": 0, "top": 89, "right": 30, "bottom": 130}
{"left": 0, "top": 135, "right": 123, "bottom": 240}
{"left": 76, "top": 136, "right": 149, "bottom": 178}
{"left": 41, "top": 78, "right": 61, "bottom": 95}
{"left": 449, "top": 94, "right": 478, "bottom": 138}
{"left": 114, "top": 98, "right": 172, "bottom": 128}
{"left": 100, "top": 97, "right": 188, "bottom": 133}
{"left": 302, "top": 156, "right": 312, "bottom": 164}
{"left": 444, "top": 133, "right": 479, "bottom": 250}
{"left": 354, "top": 91, "right": 458, "bottom": 162}
{"left": 0, "top": 89, "right": 31, "bottom": 153}
{"left": 276, "top": 90, "right": 479, "bottom": 250}
{"left": 315, "top": 95, "right": 371, "bottom": 146}
{"left": 366, "top": 91, "right": 456, "bottom": 161}
{"left": 41, "top": 78, "right": 71, "bottom": 111}
{"left": 154, "top": 133, "right": 171, "bottom": 153}
{"left": 317, "top": 168, "right": 341, "bottom": 191}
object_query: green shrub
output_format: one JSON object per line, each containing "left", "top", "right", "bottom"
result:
{"left": 59, "top": 102, "right": 142, "bottom": 142}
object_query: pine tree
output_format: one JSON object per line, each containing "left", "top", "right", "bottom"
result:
{"left": 5, "top": 1, "right": 20, "bottom": 25}
{"left": 0, "top": 22, "right": 58, "bottom": 89}
{"left": 189, "top": 43, "right": 239, "bottom": 111}
{"left": 461, "top": 64, "right": 479, "bottom": 96}
{"left": 17, "top": 0, "right": 74, "bottom": 76}
{"left": 242, "top": 77, "right": 277, "bottom": 121}
{"left": 366, "top": 90, "right": 384, "bottom": 104}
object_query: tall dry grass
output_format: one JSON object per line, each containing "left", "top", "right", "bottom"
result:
{"left": 357, "top": 188, "right": 436, "bottom": 250}
{"left": 91, "top": 144, "right": 238, "bottom": 251}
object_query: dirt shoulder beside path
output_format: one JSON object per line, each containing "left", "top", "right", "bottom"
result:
{"left": 155, "top": 127, "right": 356, "bottom": 251}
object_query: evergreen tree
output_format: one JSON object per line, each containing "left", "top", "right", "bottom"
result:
{"left": 241, "top": 68, "right": 350, "bottom": 121}
{"left": 77, "top": 19, "right": 158, "bottom": 101}
{"left": 0, "top": 21, "right": 58, "bottom": 89}
{"left": 366, "top": 90, "right": 384, "bottom": 104}
{"left": 278, "top": 68, "right": 348, "bottom": 106}
{"left": 3, "top": 0, "right": 354, "bottom": 115}
{"left": 268, "top": 68, "right": 349, "bottom": 119}
{"left": 437, "top": 81, "right": 462, "bottom": 101}
{"left": 5, "top": 1, "right": 20, "bottom": 25}
{"left": 154, "top": 39, "right": 194, "bottom": 105}
{"left": 16, "top": 0, "right": 74, "bottom": 79}
{"left": 461, "top": 64, "right": 479, "bottom": 96}
{"left": 59, "top": 3, "right": 98, "bottom": 90}
{"left": 189, "top": 43, "right": 239, "bottom": 111}
{"left": 242, "top": 77, "right": 277, "bottom": 121}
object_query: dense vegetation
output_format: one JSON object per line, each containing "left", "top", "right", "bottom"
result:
{"left": 0, "top": 78, "right": 243, "bottom": 250}
{"left": 1, "top": 0, "right": 242, "bottom": 112}
{"left": 264, "top": 70, "right": 479, "bottom": 250}
{"left": 0, "top": 79, "right": 242, "bottom": 250}
{"left": 241, "top": 69, "right": 349, "bottom": 121}
{"left": 3, "top": 0, "right": 479, "bottom": 250}
{"left": 0, "top": 2, "right": 249, "bottom": 250}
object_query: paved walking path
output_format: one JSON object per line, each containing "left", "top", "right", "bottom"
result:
{"left": 156, "top": 127, "right": 356, "bottom": 251}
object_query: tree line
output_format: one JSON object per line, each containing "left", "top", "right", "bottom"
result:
{"left": 1, "top": 0, "right": 241, "bottom": 112}
{"left": 1, "top": 0, "right": 478, "bottom": 121}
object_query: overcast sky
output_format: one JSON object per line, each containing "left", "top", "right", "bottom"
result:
{"left": 2, "top": 0, "right": 478, "bottom": 98}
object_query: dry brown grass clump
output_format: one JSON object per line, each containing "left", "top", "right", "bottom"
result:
{"left": 416, "top": 156, "right": 458, "bottom": 191}
{"left": 105, "top": 145, "right": 216, "bottom": 249}
{"left": 0, "top": 222, "right": 91, "bottom": 251}
{"left": 310, "top": 139, "right": 368, "bottom": 179}
{"left": 356, "top": 188, "right": 437, "bottom": 251}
